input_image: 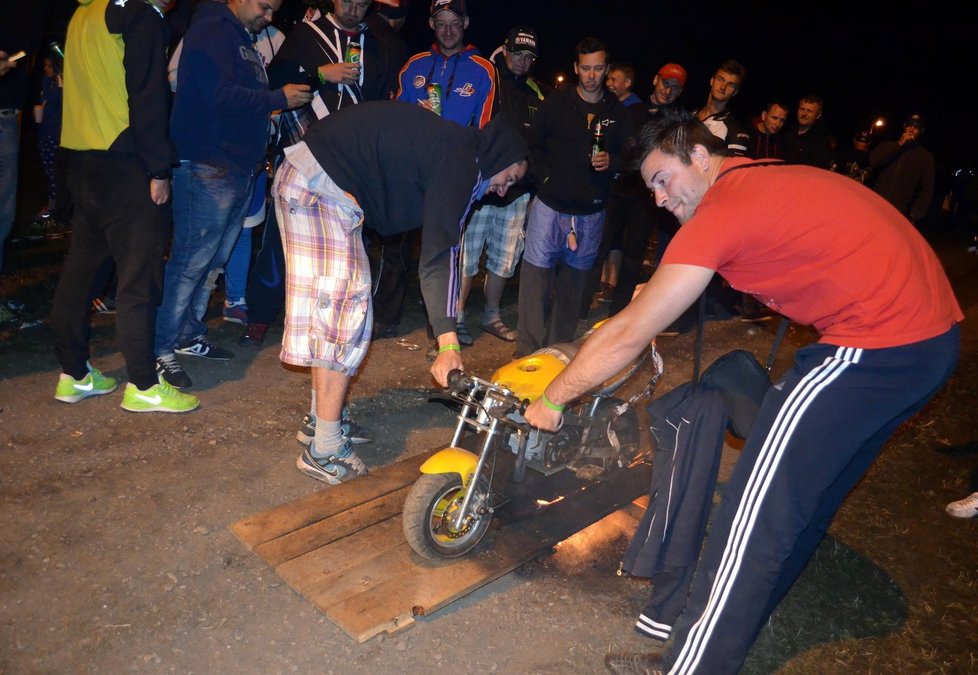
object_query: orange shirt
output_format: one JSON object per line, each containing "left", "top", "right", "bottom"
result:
{"left": 662, "top": 158, "right": 963, "bottom": 349}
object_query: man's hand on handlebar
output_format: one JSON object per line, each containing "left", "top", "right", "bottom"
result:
{"left": 524, "top": 396, "right": 563, "bottom": 431}
{"left": 430, "top": 332, "right": 463, "bottom": 387}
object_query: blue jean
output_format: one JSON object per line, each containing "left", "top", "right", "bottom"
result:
{"left": 155, "top": 161, "right": 253, "bottom": 355}
{"left": 0, "top": 112, "right": 19, "bottom": 274}
{"left": 223, "top": 226, "right": 253, "bottom": 303}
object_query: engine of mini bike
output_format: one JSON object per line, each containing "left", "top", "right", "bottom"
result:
{"left": 502, "top": 396, "right": 640, "bottom": 481}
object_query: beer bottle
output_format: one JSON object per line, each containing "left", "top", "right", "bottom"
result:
{"left": 589, "top": 121, "right": 603, "bottom": 171}
{"left": 426, "top": 83, "right": 443, "bottom": 116}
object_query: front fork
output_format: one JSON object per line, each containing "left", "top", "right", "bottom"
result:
{"left": 419, "top": 412, "right": 507, "bottom": 532}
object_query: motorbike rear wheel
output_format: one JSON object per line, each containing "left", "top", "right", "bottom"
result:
{"left": 402, "top": 472, "right": 492, "bottom": 560}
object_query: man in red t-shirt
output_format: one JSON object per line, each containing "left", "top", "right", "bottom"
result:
{"left": 525, "top": 109, "right": 962, "bottom": 674}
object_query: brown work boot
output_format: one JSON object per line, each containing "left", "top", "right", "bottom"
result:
{"left": 604, "top": 651, "right": 665, "bottom": 675}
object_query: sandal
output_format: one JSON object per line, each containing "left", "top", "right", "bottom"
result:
{"left": 479, "top": 316, "right": 518, "bottom": 342}
{"left": 455, "top": 321, "right": 474, "bottom": 346}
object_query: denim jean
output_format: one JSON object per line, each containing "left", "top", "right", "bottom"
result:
{"left": 0, "top": 112, "right": 19, "bottom": 274}
{"left": 155, "top": 161, "right": 253, "bottom": 355}
{"left": 223, "top": 226, "right": 252, "bottom": 303}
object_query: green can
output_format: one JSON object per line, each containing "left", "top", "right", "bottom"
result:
{"left": 426, "top": 83, "right": 443, "bottom": 116}
{"left": 345, "top": 42, "right": 361, "bottom": 64}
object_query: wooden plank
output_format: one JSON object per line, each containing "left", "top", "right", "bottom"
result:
{"left": 255, "top": 486, "right": 412, "bottom": 567}
{"left": 231, "top": 449, "right": 654, "bottom": 643}
{"left": 231, "top": 450, "right": 433, "bottom": 549}
{"left": 276, "top": 515, "right": 405, "bottom": 589}
{"left": 318, "top": 463, "right": 653, "bottom": 642}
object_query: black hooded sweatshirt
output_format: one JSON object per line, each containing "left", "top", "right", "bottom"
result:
{"left": 300, "top": 100, "right": 527, "bottom": 336}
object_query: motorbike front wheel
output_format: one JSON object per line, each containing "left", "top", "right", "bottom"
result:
{"left": 402, "top": 472, "right": 493, "bottom": 560}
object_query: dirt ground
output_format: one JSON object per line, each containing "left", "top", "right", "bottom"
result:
{"left": 1, "top": 217, "right": 977, "bottom": 674}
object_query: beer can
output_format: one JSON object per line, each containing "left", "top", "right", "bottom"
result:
{"left": 345, "top": 42, "right": 362, "bottom": 64}
{"left": 426, "top": 83, "right": 443, "bottom": 116}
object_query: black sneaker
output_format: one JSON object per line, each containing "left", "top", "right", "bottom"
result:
{"left": 175, "top": 336, "right": 234, "bottom": 361}
{"left": 239, "top": 322, "right": 269, "bottom": 349}
{"left": 156, "top": 354, "right": 193, "bottom": 389}
{"left": 371, "top": 322, "right": 398, "bottom": 341}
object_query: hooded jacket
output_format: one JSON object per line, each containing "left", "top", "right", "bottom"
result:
{"left": 395, "top": 43, "right": 495, "bottom": 129}
{"left": 300, "top": 101, "right": 527, "bottom": 335}
{"left": 528, "top": 84, "right": 631, "bottom": 215}
{"left": 61, "top": 0, "right": 175, "bottom": 178}
{"left": 170, "top": 1, "right": 286, "bottom": 174}
{"left": 477, "top": 48, "right": 547, "bottom": 207}
{"left": 267, "top": 12, "right": 391, "bottom": 146}
{"left": 870, "top": 139, "right": 935, "bottom": 222}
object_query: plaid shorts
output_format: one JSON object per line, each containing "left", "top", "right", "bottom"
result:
{"left": 274, "top": 156, "right": 373, "bottom": 375}
{"left": 461, "top": 192, "right": 529, "bottom": 279}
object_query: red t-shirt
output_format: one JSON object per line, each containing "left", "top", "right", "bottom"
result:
{"left": 662, "top": 158, "right": 963, "bottom": 349}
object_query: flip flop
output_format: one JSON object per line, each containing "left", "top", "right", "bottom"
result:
{"left": 456, "top": 321, "right": 474, "bottom": 346}
{"left": 479, "top": 317, "right": 518, "bottom": 342}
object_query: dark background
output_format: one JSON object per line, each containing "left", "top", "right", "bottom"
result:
{"left": 25, "top": 0, "right": 976, "bottom": 172}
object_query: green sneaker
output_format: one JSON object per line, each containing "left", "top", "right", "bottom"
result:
{"left": 121, "top": 378, "right": 199, "bottom": 413}
{"left": 54, "top": 367, "right": 118, "bottom": 403}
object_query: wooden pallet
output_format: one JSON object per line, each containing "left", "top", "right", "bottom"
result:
{"left": 230, "top": 449, "right": 651, "bottom": 642}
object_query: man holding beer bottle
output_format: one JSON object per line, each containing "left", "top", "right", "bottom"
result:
{"left": 515, "top": 37, "right": 631, "bottom": 357}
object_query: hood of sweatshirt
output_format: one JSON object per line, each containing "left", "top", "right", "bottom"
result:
{"left": 475, "top": 114, "right": 529, "bottom": 180}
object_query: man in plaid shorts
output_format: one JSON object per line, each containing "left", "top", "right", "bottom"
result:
{"left": 275, "top": 100, "right": 527, "bottom": 485}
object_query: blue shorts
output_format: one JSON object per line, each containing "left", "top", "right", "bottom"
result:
{"left": 522, "top": 197, "right": 604, "bottom": 270}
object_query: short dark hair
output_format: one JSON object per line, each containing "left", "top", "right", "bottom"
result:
{"left": 764, "top": 100, "right": 789, "bottom": 114}
{"left": 575, "top": 37, "right": 607, "bottom": 61}
{"left": 799, "top": 93, "right": 823, "bottom": 109}
{"left": 629, "top": 107, "right": 727, "bottom": 171}
{"left": 608, "top": 62, "right": 635, "bottom": 84}
{"left": 716, "top": 59, "right": 746, "bottom": 82}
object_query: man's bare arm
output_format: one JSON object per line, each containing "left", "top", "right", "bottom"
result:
{"left": 525, "top": 263, "right": 714, "bottom": 430}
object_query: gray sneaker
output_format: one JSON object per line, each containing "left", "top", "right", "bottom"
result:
{"left": 295, "top": 440, "right": 367, "bottom": 485}
{"left": 296, "top": 411, "right": 374, "bottom": 445}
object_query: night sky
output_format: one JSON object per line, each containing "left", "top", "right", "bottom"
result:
{"left": 33, "top": 0, "right": 976, "bottom": 170}
{"left": 401, "top": 0, "right": 974, "bottom": 171}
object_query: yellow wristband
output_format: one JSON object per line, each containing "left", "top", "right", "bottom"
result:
{"left": 541, "top": 392, "right": 565, "bottom": 412}
{"left": 438, "top": 344, "right": 461, "bottom": 353}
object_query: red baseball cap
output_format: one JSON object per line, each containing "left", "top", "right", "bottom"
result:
{"left": 657, "top": 63, "right": 687, "bottom": 87}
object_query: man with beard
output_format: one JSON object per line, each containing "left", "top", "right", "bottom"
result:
{"left": 154, "top": 0, "right": 311, "bottom": 392}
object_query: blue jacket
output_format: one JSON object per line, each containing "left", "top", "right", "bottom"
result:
{"left": 170, "top": 2, "right": 286, "bottom": 173}
{"left": 395, "top": 44, "right": 494, "bottom": 128}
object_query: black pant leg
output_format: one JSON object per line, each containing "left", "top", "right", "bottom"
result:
{"left": 245, "top": 204, "right": 286, "bottom": 325}
{"left": 515, "top": 260, "right": 553, "bottom": 357}
{"left": 371, "top": 229, "right": 415, "bottom": 327}
{"left": 547, "top": 263, "right": 588, "bottom": 345}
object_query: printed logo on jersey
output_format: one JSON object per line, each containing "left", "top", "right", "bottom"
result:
{"left": 454, "top": 83, "right": 476, "bottom": 97}
{"left": 413, "top": 75, "right": 427, "bottom": 89}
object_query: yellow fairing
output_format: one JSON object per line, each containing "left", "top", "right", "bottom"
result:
{"left": 419, "top": 447, "right": 479, "bottom": 483}
{"left": 491, "top": 353, "right": 566, "bottom": 402}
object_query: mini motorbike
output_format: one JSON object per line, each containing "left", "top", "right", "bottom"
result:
{"left": 402, "top": 326, "right": 663, "bottom": 560}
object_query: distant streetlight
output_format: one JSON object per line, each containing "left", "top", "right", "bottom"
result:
{"left": 869, "top": 117, "right": 886, "bottom": 137}
{"left": 555, "top": 73, "right": 565, "bottom": 89}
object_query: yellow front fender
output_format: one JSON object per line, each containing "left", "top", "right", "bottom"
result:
{"left": 419, "top": 447, "right": 479, "bottom": 485}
